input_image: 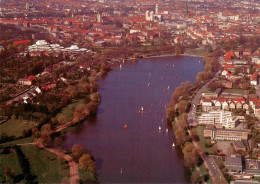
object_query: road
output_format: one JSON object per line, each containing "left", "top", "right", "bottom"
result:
{"left": 188, "top": 57, "right": 224, "bottom": 126}
{"left": 187, "top": 57, "right": 228, "bottom": 184}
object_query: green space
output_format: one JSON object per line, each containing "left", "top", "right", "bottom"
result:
{"left": 184, "top": 48, "right": 207, "bottom": 56}
{"left": 199, "top": 164, "right": 213, "bottom": 184}
{"left": 253, "top": 177, "right": 260, "bottom": 182}
{"left": 21, "top": 145, "right": 69, "bottom": 183}
{"left": 223, "top": 88, "right": 248, "bottom": 95}
{"left": 56, "top": 99, "right": 85, "bottom": 122}
{"left": 192, "top": 126, "right": 216, "bottom": 154}
{"left": 1, "top": 137, "right": 34, "bottom": 147}
{"left": 0, "top": 148, "right": 23, "bottom": 182}
{"left": 79, "top": 169, "right": 97, "bottom": 183}
{"left": 0, "top": 119, "right": 37, "bottom": 138}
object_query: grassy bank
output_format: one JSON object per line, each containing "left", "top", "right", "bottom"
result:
{"left": 56, "top": 99, "right": 86, "bottom": 122}
{"left": 0, "top": 144, "right": 69, "bottom": 183}
{"left": 0, "top": 119, "right": 37, "bottom": 138}
{"left": 193, "top": 126, "right": 216, "bottom": 155}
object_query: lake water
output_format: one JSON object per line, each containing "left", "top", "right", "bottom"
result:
{"left": 63, "top": 56, "right": 203, "bottom": 183}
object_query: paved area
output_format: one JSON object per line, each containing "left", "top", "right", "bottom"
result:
{"left": 217, "top": 141, "right": 233, "bottom": 154}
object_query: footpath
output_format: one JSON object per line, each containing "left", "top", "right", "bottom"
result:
{"left": 35, "top": 118, "right": 85, "bottom": 184}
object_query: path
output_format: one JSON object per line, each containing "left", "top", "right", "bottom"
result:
{"left": 35, "top": 118, "right": 84, "bottom": 184}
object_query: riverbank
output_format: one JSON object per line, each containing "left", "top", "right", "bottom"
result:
{"left": 141, "top": 53, "right": 204, "bottom": 59}
{"left": 166, "top": 50, "right": 223, "bottom": 183}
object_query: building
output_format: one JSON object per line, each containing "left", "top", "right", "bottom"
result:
{"left": 245, "top": 159, "right": 260, "bottom": 176}
{"left": 204, "top": 125, "right": 249, "bottom": 141}
{"left": 28, "top": 40, "right": 92, "bottom": 57}
{"left": 198, "top": 110, "right": 239, "bottom": 129}
{"left": 225, "top": 154, "right": 243, "bottom": 174}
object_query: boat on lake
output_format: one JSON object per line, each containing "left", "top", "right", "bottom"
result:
{"left": 172, "top": 143, "right": 175, "bottom": 147}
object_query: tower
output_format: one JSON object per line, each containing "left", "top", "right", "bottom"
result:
{"left": 145, "top": 10, "right": 150, "bottom": 21}
{"left": 97, "top": 14, "right": 102, "bottom": 23}
{"left": 26, "top": 2, "right": 29, "bottom": 10}
{"left": 155, "top": 4, "right": 159, "bottom": 15}
{"left": 150, "top": 11, "right": 154, "bottom": 22}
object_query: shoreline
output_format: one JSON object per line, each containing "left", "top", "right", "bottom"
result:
{"left": 141, "top": 53, "right": 204, "bottom": 59}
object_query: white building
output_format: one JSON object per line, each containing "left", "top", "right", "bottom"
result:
{"left": 198, "top": 110, "right": 239, "bottom": 129}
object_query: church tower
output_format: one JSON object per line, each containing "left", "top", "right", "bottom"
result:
{"left": 155, "top": 4, "right": 159, "bottom": 15}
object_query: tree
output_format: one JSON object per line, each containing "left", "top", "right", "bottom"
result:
{"left": 73, "top": 104, "right": 87, "bottom": 122}
{"left": 182, "top": 142, "right": 199, "bottom": 169}
{"left": 191, "top": 170, "right": 203, "bottom": 184}
{"left": 57, "top": 115, "right": 67, "bottom": 124}
{"left": 71, "top": 144, "right": 84, "bottom": 160}
{"left": 178, "top": 100, "right": 188, "bottom": 114}
{"left": 175, "top": 46, "right": 181, "bottom": 56}
{"left": 79, "top": 154, "right": 96, "bottom": 173}
{"left": 174, "top": 126, "right": 188, "bottom": 146}
{"left": 4, "top": 167, "right": 16, "bottom": 183}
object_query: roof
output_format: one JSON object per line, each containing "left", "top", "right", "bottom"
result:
{"left": 225, "top": 154, "right": 242, "bottom": 167}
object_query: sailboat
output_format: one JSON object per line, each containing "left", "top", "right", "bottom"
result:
{"left": 159, "top": 126, "right": 162, "bottom": 131}
{"left": 167, "top": 85, "right": 170, "bottom": 90}
{"left": 172, "top": 142, "right": 175, "bottom": 147}
{"left": 166, "top": 128, "right": 168, "bottom": 133}
{"left": 124, "top": 124, "right": 127, "bottom": 129}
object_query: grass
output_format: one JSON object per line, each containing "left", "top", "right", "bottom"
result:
{"left": 78, "top": 169, "right": 97, "bottom": 183}
{"left": 56, "top": 99, "right": 85, "bottom": 122}
{"left": 184, "top": 48, "right": 207, "bottom": 56}
{"left": 192, "top": 126, "right": 215, "bottom": 154}
{"left": 0, "top": 137, "right": 34, "bottom": 147}
{"left": 199, "top": 164, "right": 213, "bottom": 184}
{"left": 0, "top": 148, "right": 23, "bottom": 182}
{"left": 21, "top": 145, "right": 70, "bottom": 183}
{"left": 0, "top": 119, "right": 37, "bottom": 138}
{"left": 253, "top": 177, "right": 260, "bottom": 182}
{"left": 215, "top": 158, "right": 224, "bottom": 167}
{"left": 223, "top": 88, "right": 248, "bottom": 95}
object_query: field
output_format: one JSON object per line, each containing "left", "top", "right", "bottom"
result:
{"left": 56, "top": 99, "right": 85, "bottom": 122}
{"left": 223, "top": 88, "right": 248, "bottom": 95}
{"left": 0, "top": 119, "right": 37, "bottom": 138}
{"left": 192, "top": 126, "right": 216, "bottom": 154}
{"left": 21, "top": 145, "right": 70, "bottom": 183}
{"left": 199, "top": 164, "right": 213, "bottom": 184}
{"left": 0, "top": 148, "right": 23, "bottom": 182}
{"left": 0, "top": 144, "right": 70, "bottom": 183}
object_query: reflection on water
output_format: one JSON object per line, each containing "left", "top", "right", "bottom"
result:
{"left": 63, "top": 56, "right": 203, "bottom": 183}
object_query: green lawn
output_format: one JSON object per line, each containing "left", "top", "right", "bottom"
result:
{"left": 0, "top": 119, "right": 37, "bottom": 138}
{"left": 56, "top": 99, "right": 85, "bottom": 122}
{"left": 253, "top": 177, "right": 260, "bottom": 182}
{"left": 78, "top": 169, "right": 97, "bottom": 183}
{"left": 184, "top": 49, "right": 207, "bottom": 56}
{"left": 21, "top": 145, "right": 70, "bottom": 183}
{"left": 192, "top": 126, "right": 215, "bottom": 154}
{"left": 223, "top": 88, "right": 248, "bottom": 95}
{"left": 199, "top": 164, "right": 213, "bottom": 184}
{"left": 0, "top": 148, "right": 23, "bottom": 182}
{"left": 1, "top": 137, "right": 34, "bottom": 147}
